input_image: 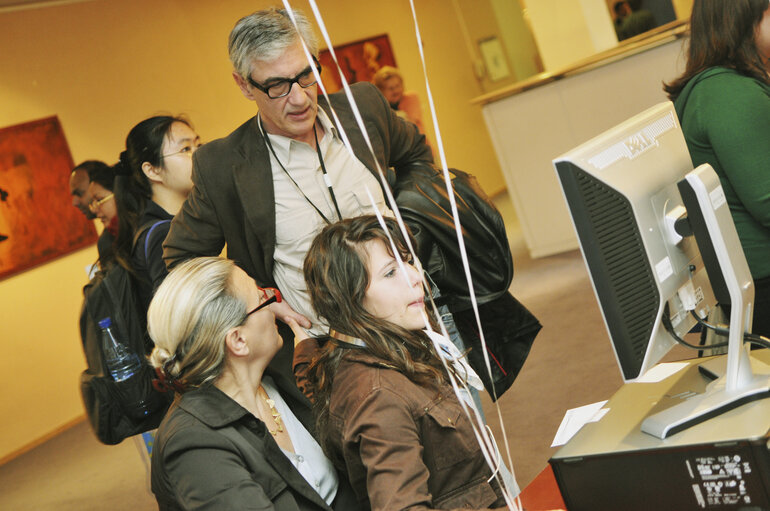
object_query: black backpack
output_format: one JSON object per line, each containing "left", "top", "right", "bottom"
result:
{"left": 393, "top": 164, "right": 541, "bottom": 398}
{"left": 393, "top": 164, "right": 514, "bottom": 309}
{"left": 78, "top": 220, "right": 173, "bottom": 445}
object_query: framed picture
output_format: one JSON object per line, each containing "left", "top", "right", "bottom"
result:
{"left": 318, "top": 34, "right": 397, "bottom": 93}
{"left": 478, "top": 37, "right": 511, "bottom": 82}
{"left": 0, "top": 116, "right": 97, "bottom": 279}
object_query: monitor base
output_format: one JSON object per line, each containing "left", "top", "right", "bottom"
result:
{"left": 641, "top": 356, "right": 770, "bottom": 439}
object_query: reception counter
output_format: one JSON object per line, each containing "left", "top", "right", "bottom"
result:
{"left": 475, "top": 23, "right": 688, "bottom": 258}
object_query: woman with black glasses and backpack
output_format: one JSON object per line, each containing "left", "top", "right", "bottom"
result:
{"left": 112, "top": 115, "right": 201, "bottom": 315}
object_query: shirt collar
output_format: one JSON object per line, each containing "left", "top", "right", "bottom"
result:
{"left": 177, "top": 384, "right": 250, "bottom": 428}
{"left": 257, "top": 108, "right": 338, "bottom": 164}
{"left": 316, "top": 108, "right": 338, "bottom": 141}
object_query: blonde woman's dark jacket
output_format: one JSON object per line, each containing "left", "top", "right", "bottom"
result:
{"left": 151, "top": 368, "right": 358, "bottom": 511}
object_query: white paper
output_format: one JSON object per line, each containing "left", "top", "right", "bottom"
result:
{"left": 551, "top": 400, "right": 609, "bottom": 447}
{"left": 634, "top": 362, "right": 688, "bottom": 383}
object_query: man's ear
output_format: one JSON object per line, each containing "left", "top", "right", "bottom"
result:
{"left": 233, "top": 71, "right": 257, "bottom": 101}
{"left": 225, "top": 327, "right": 250, "bottom": 358}
{"left": 142, "top": 162, "right": 163, "bottom": 184}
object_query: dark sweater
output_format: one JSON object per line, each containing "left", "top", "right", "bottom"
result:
{"left": 131, "top": 200, "right": 173, "bottom": 317}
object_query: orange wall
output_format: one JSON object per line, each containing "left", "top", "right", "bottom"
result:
{"left": 0, "top": 0, "right": 505, "bottom": 461}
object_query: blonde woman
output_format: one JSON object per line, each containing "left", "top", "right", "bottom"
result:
{"left": 147, "top": 257, "right": 356, "bottom": 510}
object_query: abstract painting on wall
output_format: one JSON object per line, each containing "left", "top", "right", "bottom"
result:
{"left": 318, "top": 34, "right": 397, "bottom": 93}
{"left": 0, "top": 116, "right": 97, "bottom": 280}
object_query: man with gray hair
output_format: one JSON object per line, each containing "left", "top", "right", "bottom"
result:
{"left": 163, "top": 8, "right": 433, "bottom": 337}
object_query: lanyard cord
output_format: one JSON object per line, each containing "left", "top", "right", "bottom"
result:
{"left": 260, "top": 115, "right": 342, "bottom": 225}
{"left": 313, "top": 125, "right": 343, "bottom": 222}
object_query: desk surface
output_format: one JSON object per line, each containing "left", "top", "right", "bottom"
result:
{"left": 553, "top": 351, "right": 770, "bottom": 460}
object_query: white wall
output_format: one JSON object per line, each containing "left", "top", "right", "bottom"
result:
{"left": 524, "top": 0, "right": 617, "bottom": 71}
{"left": 0, "top": 0, "right": 508, "bottom": 462}
{"left": 482, "top": 38, "right": 687, "bottom": 257}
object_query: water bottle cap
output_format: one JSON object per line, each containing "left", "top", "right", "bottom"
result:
{"left": 98, "top": 317, "right": 112, "bottom": 328}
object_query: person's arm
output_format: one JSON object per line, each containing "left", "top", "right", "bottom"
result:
{"left": 160, "top": 426, "right": 277, "bottom": 510}
{"left": 292, "top": 334, "right": 321, "bottom": 402}
{"left": 163, "top": 156, "right": 226, "bottom": 271}
{"left": 701, "top": 78, "right": 770, "bottom": 227}
{"left": 400, "top": 92, "right": 427, "bottom": 136}
{"left": 270, "top": 299, "right": 311, "bottom": 329}
{"left": 342, "top": 385, "right": 500, "bottom": 511}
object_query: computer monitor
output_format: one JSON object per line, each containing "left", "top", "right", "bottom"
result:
{"left": 554, "top": 102, "right": 715, "bottom": 381}
{"left": 553, "top": 101, "right": 770, "bottom": 438}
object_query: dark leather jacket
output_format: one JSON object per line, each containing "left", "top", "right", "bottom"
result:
{"left": 296, "top": 341, "right": 505, "bottom": 511}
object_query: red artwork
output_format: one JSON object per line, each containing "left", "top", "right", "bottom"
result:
{"left": 318, "top": 34, "right": 397, "bottom": 93}
{"left": 0, "top": 116, "right": 97, "bottom": 279}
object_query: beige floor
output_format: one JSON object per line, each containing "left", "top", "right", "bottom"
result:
{"left": 0, "top": 193, "right": 686, "bottom": 510}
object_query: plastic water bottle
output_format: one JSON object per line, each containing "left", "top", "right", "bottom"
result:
{"left": 99, "top": 317, "right": 141, "bottom": 381}
{"left": 99, "top": 317, "right": 150, "bottom": 418}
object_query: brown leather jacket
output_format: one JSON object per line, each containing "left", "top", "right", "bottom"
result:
{"left": 295, "top": 340, "right": 506, "bottom": 510}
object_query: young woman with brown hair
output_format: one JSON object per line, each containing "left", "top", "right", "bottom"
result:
{"left": 297, "top": 215, "right": 511, "bottom": 510}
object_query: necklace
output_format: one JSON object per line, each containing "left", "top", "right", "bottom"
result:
{"left": 259, "top": 386, "right": 284, "bottom": 436}
{"left": 328, "top": 329, "right": 367, "bottom": 348}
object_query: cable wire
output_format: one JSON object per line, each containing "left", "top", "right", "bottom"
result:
{"left": 665, "top": 308, "right": 770, "bottom": 351}
{"left": 661, "top": 307, "right": 728, "bottom": 350}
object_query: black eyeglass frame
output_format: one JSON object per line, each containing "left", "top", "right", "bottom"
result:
{"left": 247, "top": 58, "right": 322, "bottom": 99}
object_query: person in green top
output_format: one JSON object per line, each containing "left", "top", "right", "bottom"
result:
{"left": 665, "top": 0, "right": 770, "bottom": 337}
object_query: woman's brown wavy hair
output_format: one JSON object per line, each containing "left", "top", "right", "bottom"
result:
{"left": 303, "top": 215, "right": 447, "bottom": 452}
{"left": 664, "top": 0, "right": 770, "bottom": 101}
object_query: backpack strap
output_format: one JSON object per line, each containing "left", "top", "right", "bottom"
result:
{"left": 132, "top": 219, "right": 171, "bottom": 267}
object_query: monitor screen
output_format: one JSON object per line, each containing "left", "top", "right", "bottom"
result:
{"left": 553, "top": 102, "right": 716, "bottom": 382}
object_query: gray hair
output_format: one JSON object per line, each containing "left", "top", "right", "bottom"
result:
{"left": 147, "top": 257, "right": 246, "bottom": 389}
{"left": 228, "top": 7, "right": 319, "bottom": 79}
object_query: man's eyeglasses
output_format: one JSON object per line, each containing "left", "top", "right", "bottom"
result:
{"left": 88, "top": 193, "right": 114, "bottom": 213}
{"left": 245, "top": 287, "right": 282, "bottom": 319}
{"left": 247, "top": 59, "right": 322, "bottom": 99}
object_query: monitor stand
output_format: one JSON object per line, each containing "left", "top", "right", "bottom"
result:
{"left": 641, "top": 165, "right": 770, "bottom": 439}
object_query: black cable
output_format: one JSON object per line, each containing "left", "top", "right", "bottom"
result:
{"left": 688, "top": 309, "right": 770, "bottom": 350}
{"left": 745, "top": 332, "right": 770, "bottom": 350}
{"left": 661, "top": 307, "right": 728, "bottom": 350}
{"left": 689, "top": 310, "right": 730, "bottom": 337}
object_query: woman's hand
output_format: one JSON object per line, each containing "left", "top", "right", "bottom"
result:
{"left": 287, "top": 317, "right": 311, "bottom": 347}
{"left": 269, "top": 299, "right": 311, "bottom": 329}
